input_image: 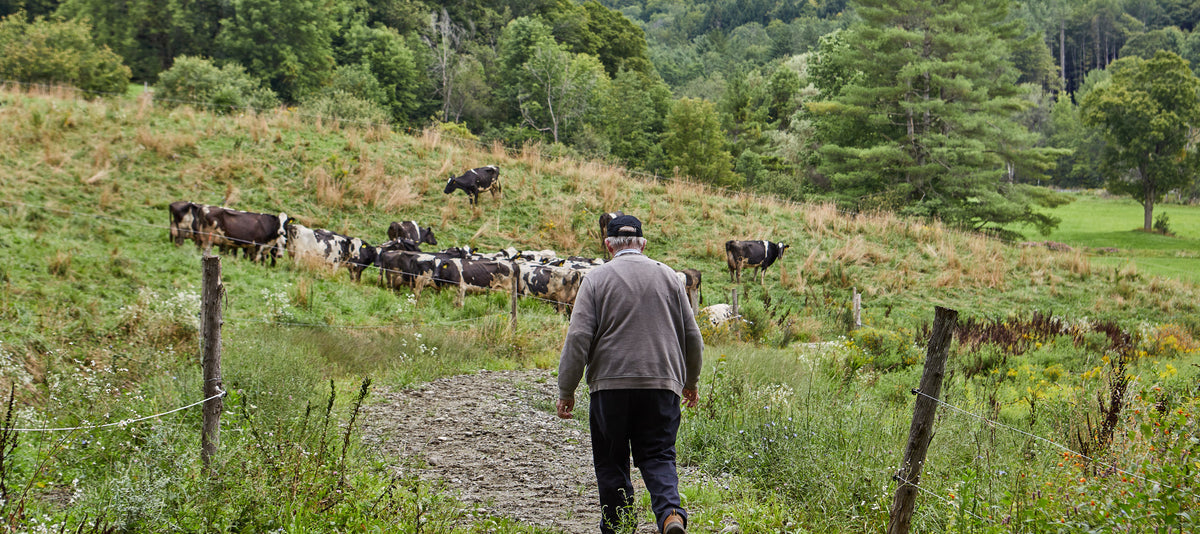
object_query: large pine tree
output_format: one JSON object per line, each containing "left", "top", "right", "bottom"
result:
{"left": 810, "top": 0, "right": 1068, "bottom": 233}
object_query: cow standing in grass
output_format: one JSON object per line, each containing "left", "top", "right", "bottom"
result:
{"left": 444, "top": 165, "right": 501, "bottom": 204}
{"left": 199, "top": 206, "right": 289, "bottom": 266}
{"left": 725, "top": 240, "right": 788, "bottom": 284}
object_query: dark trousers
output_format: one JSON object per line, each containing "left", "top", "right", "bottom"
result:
{"left": 589, "top": 389, "right": 686, "bottom": 534}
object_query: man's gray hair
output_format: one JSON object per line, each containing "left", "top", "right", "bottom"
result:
{"left": 605, "top": 236, "right": 646, "bottom": 251}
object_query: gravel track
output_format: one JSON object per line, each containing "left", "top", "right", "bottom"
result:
{"left": 360, "top": 369, "right": 671, "bottom": 533}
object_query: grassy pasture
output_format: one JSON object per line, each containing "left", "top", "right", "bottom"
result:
{"left": 1014, "top": 191, "right": 1200, "bottom": 284}
{"left": 1, "top": 86, "right": 1199, "bottom": 532}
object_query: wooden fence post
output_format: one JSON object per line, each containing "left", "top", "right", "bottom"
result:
{"left": 510, "top": 261, "right": 520, "bottom": 330}
{"left": 731, "top": 288, "right": 739, "bottom": 317}
{"left": 200, "top": 254, "right": 225, "bottom": 470}
{"left": 887, "top": 306, "right": 958, "bottom": 534}
{"left": 852, "top": 287, "right": 862, "bottom": 329}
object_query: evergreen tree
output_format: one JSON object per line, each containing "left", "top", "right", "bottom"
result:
{"left": 810, "top": 0, "right": 1066, "bottom": 232}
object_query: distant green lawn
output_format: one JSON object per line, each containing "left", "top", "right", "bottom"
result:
{"left": 1017, "top": 190, "right": 1200, "bottom": 284}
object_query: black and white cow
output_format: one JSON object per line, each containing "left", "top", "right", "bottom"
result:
{"left": 597, "top": 210, "right": 624, "bottom": 257}
{"left": 444, "top": 165, "right": 501, "bottom": 204}
{"left": 437, "top": 257, "right": 521, "bottom": 307}
{"left": 285, "top": 223, "right": 375, "bottom": 281}
{"left": 199, "top": 206, "right": 289, "bottom": 266}
{"left": 375, "top": 249, "right": 465, "bottom": 296}
{"left": 725, "top": 240, "right": 789, "bottom": 284}
{"left": 387, "top": 221, "right": 437, "bottom": 246}
{"left": 519, "top": 263, "right": 589, "bottom": 313}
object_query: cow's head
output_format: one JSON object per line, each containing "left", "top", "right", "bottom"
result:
{"left": 444, "top": 175, "right": 457, "bottom": 194}
{"left": 352, "top": 240, "right": 377, "bottom": 266}
{"left": 422, "top": 227, "right": 437, "bottom": 246}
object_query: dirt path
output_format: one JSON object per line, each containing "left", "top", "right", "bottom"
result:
{"left": 360, "top": 369, "right": 670, "bottom": 533}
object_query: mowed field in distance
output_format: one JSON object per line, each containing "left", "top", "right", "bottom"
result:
{"left": 1016, "top": 191, "right": 1200, "bottom": 284}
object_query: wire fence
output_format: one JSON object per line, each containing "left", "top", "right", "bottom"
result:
{"left": 895, "top": 385, "right": 1200, "bottom": 529}
{"left": 9, "top": 391, "right": 224, "bottom": 433}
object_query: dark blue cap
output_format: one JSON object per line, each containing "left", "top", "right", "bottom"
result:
{"left": 606, "top": 214, "right": 643, "bottom": 237}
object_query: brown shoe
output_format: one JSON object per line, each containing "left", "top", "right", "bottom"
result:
{"left": 663, "top": 512, "right": 686, "bottom": 534}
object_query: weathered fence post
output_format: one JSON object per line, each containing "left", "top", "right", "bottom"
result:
{"left": 887, "top": 306, "right": 958, "bottom": 534}
{"left": 731, "top": 288, "right": 739, "bottom": 317}
{"left": 510, "top": 261, "right": 520, "bottom": 330}
{"left": 200, "top": 254, "right": 225, "bottom": 470}
{"left": 852, "top": 287, "right": 862, "bottom": 329}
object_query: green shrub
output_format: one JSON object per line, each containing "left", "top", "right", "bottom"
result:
{"left": 295, "top": 63, "right": 391, "bottom": 126}
{"left": 1153, "top": 211, "right": 1172, "bottom": 235}
{"left": 846, "top": 326, "right": 921, "bottom": 371}
{"left": 154, "top": 55, "right": 277, "bottom": 113}
{"left": 298, "top": 90, "right": 391, "bottom": 126}
{"left": 0, "top": 15, "right": 130, "bottom": 94}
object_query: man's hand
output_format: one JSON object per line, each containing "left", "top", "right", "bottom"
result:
{"left": 682, "top": 388, "right": 698, "bottom": 408}
{"left": 556, "top": 398, "right": 575, "bottom": 419}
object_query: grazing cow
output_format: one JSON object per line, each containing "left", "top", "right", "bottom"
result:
{"left": 725, "top": 240, "right": 789, "bottom": 284}
{"left": 200, "top": 207, "right": 289, "bottom": 266}
{"left": 520, "top": 263, "right": 588, "bottom": 313}
{"left": 444, "top": 165, "right": 501, "bottom": 204}
{"left": 597, "top": 211, "right": 624, "bottom": 257}
{"left": 168, "top": 201, "right": 204, "bottom": 247}
{"left": 284, "top": 223, "right": 375, "bottom": 281}
{"left": 387, "top": 221, "right": 437, "bottom": 246}
{"left": 675, "top": 268, "right": 702, "bottom": 317}
{"left": 699, "top": 304, "right": 736, "bottom": 327}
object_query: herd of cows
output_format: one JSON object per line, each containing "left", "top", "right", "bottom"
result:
{"left": 166, "top": 166, "right": 791, "bottom": 323}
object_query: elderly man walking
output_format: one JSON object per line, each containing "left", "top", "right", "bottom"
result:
{"left": 557, "top": 214, "right": 704, "bottom": 534}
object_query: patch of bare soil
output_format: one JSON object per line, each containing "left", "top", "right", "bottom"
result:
{"left": 361, "top": 369, "right": 671, "bottom": 533}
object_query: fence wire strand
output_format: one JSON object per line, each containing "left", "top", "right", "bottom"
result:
{"left": 913, "top": 389, "right": 1198, "bottom": 499}
{"left": 10, "top": 390, "right": 225, "bottom": 433}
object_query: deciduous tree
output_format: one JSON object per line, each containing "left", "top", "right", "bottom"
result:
{"left": 661, "top": 97, "right": 738, "bottom": 187}
{"left": 1080, "top": 50, "right": 1200, "bottom": 230}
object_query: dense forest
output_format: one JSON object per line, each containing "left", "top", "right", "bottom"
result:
{"left": 3, "top": 0, "right": 1200, "bottom": 233}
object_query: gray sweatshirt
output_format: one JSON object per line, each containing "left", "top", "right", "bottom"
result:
{"left": 557, "top": 252, "right": 704, "bottom": 400}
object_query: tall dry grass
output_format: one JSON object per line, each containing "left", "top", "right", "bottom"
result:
{"left": 236, "top": 112, "right": 272, "bottom": 144}
{"left": 310, "top": 166, "right": 344, "bottom": 208}
{"left": 832, "top": 235, "right": 888, "bottom": 266}
{"left": 210, "top": 152, "right": 263, "bottom": 185}
{"left": 136, "top": 127, "right": 196, "bottom": 159}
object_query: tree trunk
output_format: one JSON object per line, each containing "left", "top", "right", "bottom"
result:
{"left": 1143, "top": 169, "right": 1156, "bottom": 231}
{"left": 1059, "top": 20, "right": 1067, "bottom": 91}
{"left": 1144, "top": 196, "right": 1154, "bottom": 231}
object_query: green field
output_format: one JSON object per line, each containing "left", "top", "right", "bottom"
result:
{"left": 2, "top": 89, "right": 1199, "bottom": 532}
{"left": 1016, "top": 191, "right": 1200, "bottom": 284}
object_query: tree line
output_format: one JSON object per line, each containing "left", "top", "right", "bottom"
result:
{"left": 2, "top": 0, "right": 1199, "bottom": 233}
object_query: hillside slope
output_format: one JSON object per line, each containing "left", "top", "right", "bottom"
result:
{"left": 4, "top": 85, "right": 1200, "bottom": 533}
{"left": 2, "top": 86, "right": 1198, "bottom": 362}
